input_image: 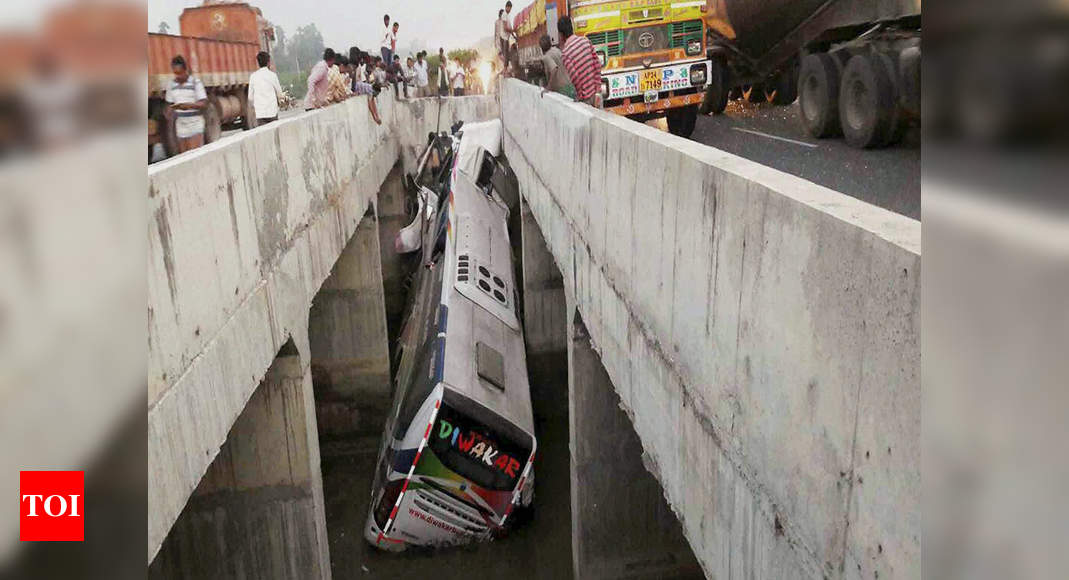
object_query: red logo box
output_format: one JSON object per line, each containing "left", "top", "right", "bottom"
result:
{"left": 19, "top": 471, "right": 84, "bottom": 541}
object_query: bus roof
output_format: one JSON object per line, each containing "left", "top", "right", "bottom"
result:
{"left": 439, "top": 171, "right": 535, "bottom": 435}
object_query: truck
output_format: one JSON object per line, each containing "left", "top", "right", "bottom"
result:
{"left": 148, "top": 1, "right": 275, "bottom": 158}
{"left": 514, "top": 0, "right": 713, "bottom": 137}
{"left": 699, "top": 0, "right": 921, "bottom": 148}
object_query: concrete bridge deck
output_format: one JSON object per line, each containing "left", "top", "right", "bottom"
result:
{"left": 147, "top": 80, "right": 919, "bottom": 579}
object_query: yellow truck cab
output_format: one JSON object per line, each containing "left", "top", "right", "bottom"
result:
{"left": 569, "top": 0, "right": 710, "bottom": 136}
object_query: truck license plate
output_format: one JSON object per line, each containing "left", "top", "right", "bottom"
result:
{"left": 640, "top": 69, "right": 662, "bottom": 92}
{"left": 643, "top": 90, "right": 659, "bottom": 104}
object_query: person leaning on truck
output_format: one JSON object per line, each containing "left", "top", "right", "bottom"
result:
{"left": 248, "top": 51, "right": 284, "bottom": 124}
{"left": 538, "top": 35, "right": 575, "bottom": 99}
{"left": 164, "top": 55, "right": 208, "bottom": 154}
{"left": 558, "top": 16, "right": 603, "bottom": 108}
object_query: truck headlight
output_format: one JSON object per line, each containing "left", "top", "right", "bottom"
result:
{"left": 686, "top": 40, "right": 702, "bottom": 56}
{"left": 690, "top": 65, "right": 707, "bottom": 86}
{"left": 597, "top": 51, "right": 607, "bottom": 67}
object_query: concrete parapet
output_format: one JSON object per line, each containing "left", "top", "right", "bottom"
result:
{"left": 501, "top": 79, "right": 920, "bottom": 579}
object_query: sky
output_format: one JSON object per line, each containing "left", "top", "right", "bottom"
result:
{"left": 148, "top": 0, "right": 515, "bottom": 55}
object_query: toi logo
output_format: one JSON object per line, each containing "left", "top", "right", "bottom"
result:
{"left": 19, "top": 471, "right": 84, "bottom": 541}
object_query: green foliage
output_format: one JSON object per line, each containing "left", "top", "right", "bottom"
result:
{"left": 447, "top": 49, "right": 481, "bottom": 69}
{"left": 278, "top": 70, "right": 309, "bottom": 99}
{"left": 272, "top": 23, "right": 325, "bottom": 76}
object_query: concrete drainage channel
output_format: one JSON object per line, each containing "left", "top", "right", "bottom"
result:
{"left": 318, "top": 156, "right": 577, "bottom": 579}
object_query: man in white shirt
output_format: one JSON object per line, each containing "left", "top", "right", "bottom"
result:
{"left": 451, "top": 62, "right": 467, "bottom": 97}
{"left": 414, "top": 51, "right": 430, "bottom": 97}
{"left": 380, "top": 14, "right": 395, "bottom": 64}
{"left": 247, "top": 51, "right": 284, "bottom": 124}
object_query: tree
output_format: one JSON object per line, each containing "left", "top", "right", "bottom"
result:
{"left": 289, "top": 24, "right": 326, "bottom": 74}
{"left": 157, "top": 21, "right": 170, "bottom": 34}
{"left": 447, "top": 49, "right": 480, "bottom": 70}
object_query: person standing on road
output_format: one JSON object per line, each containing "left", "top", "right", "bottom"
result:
{"left": 305, "top": 48, "right": 335, "bottom": 110}
{"left": 380, "top": 15, "right": 394, "bottom": 64}
{"left": 538, "top": 35, "right": 575, "bottom": 99}
{"left": 558, "top": 16, "right": 603, "bottom": 107}
{"left": 164, "top": 55, "right": 208, "bottom": 153}
{"left": 451, "top": 61, "right": 467, "bottom": 97}
{"left": 248, "top": 51, "right": 284, "bottom": 124}
{"left": 437, "top": 48, "right": 450, "bottom": 96}
{"left": 414, "top": 52, "right": 430, "bottom": 97}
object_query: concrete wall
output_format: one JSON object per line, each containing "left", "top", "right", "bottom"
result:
{"left": 501, "top": 79, "right": 920, "bottom": 579}
{"left": 149, "top": 343, "right": 330, "bottom": 579}
{"left": 308, "top": 208, "right": 391, "bottom": 438}
{"left": 148, "top": 93, "right": 497, "bottom": 562}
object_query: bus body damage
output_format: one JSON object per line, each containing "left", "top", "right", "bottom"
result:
{"left": 365, "top": 120, "right": 537, "bottom": 552}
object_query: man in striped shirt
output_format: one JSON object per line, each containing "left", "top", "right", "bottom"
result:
{"left": 164, "top": 55, "right": 208, "bottom": 154}
{"left": 558, "top": 16, "right": 603, "bottom": 107}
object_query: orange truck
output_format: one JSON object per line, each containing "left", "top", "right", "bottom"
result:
{"left": 514, "top": 0, "right": 711, "bottom": 137}
{"left": 148, "top": 2, "right": 274, "bottom": 157}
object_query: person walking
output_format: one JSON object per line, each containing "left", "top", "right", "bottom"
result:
{"left": 415, "top": 51, "right": 430, "bottom": 97}
{"left": 247, "top": 51, "right": 284, "bottom": 124}
{"left": 304, "top": 48, "right": 335, "bottom": 109}
{"left": 164, "top": 55, "right": 208, "bottom": 153}
{"left": 380, "top": 15, "right": 394, "bottom": 64}
{"left": 558, "top": 16, "right": 603, "bottom": 107}
{"left": 437, "top": 48, "right": 450, "bottom": 96}
{"left": 538, "top": 35, "right": 575, "bottom": 99}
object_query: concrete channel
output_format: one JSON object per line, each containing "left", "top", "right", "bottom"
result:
{"left": 147, "top": 81, "right": 918, "bottom": 579}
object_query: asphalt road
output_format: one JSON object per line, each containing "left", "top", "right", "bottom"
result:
{"left": 650, "top": 99, "right": 921, "bottom": 220}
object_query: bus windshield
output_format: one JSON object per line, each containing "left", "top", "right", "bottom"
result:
{"left": 428, "top": 399, "right": 531, "bottom": 492}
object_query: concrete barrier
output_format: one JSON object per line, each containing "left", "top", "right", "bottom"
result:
{"left": 147, "top": 93, "right": 496, "bottom": 563}
{"left": 502, "top": 79, "right": 919, "bottom": 579}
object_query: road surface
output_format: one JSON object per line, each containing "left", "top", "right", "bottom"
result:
{"left": 651, "top": 99, "right": 921, "bottom": 220}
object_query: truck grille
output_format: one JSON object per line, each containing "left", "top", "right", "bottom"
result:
{"left": 586, "top": 30, "right": 623, "bottom": 57}
{"left": 669, "top": 20, "right": 703, "bottom": 49}
{"left": 622, "top": 24, "right": 670, "bottom": 55}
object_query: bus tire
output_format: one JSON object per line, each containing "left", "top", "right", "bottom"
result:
{"left": 839, "top": 53, "right": 896, "bottom": 148}
{"left": 700, "top": 59, "right": 729, "bottom": 115}
{"left": 799, "top": 52, "right": 842, "bottom": 138}
{"left": 667, "top": 105, "right": 698, "bottom": 137}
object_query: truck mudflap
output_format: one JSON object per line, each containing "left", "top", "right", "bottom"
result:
{"left": 607, "top": 91, "right": 705, "bottom": 116}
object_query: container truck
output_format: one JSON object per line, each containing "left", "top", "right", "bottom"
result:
{"left": 148, "top": 1, "right": 274, "bottom": 158}
{"left": 699, "top": 0, "right": 921, "bottom": 148}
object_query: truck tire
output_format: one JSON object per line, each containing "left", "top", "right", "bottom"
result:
{"left": 240, "top": 92, "right": 258, "bottom": 130}
{"left": 743, "top": 83, "right": 765, "bottom": 103}
{"left": 839, "top": 53, "right": 897, "bottom": 148}
{"left": 799, "top": 53, "right": 841, "bottom": 138}
{"left": 765, "top": 66, "right": 798, "bottom": 105}
{"left": 667, "top": 105, "right": 698, "bottom": 137}
{"left": 699, "top": 59, "right": 729, "bottom": 115}
{"left": 204, "top": 97, "right": 223, "bottom": 143}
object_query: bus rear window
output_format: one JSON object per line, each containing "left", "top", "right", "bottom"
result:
{"left": 428, "top": 402, "right": 531, "bottom": 491}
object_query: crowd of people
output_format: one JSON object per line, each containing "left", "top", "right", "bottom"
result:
{"left": 162, "top": 9, "right": 606, "bottom": 155}
{"left": 492, "top": 3, "right": 603, "bottom": 108}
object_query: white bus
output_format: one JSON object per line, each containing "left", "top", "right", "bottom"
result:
{"left": 365, "top": 121, "right": 537, "bottom": 551}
